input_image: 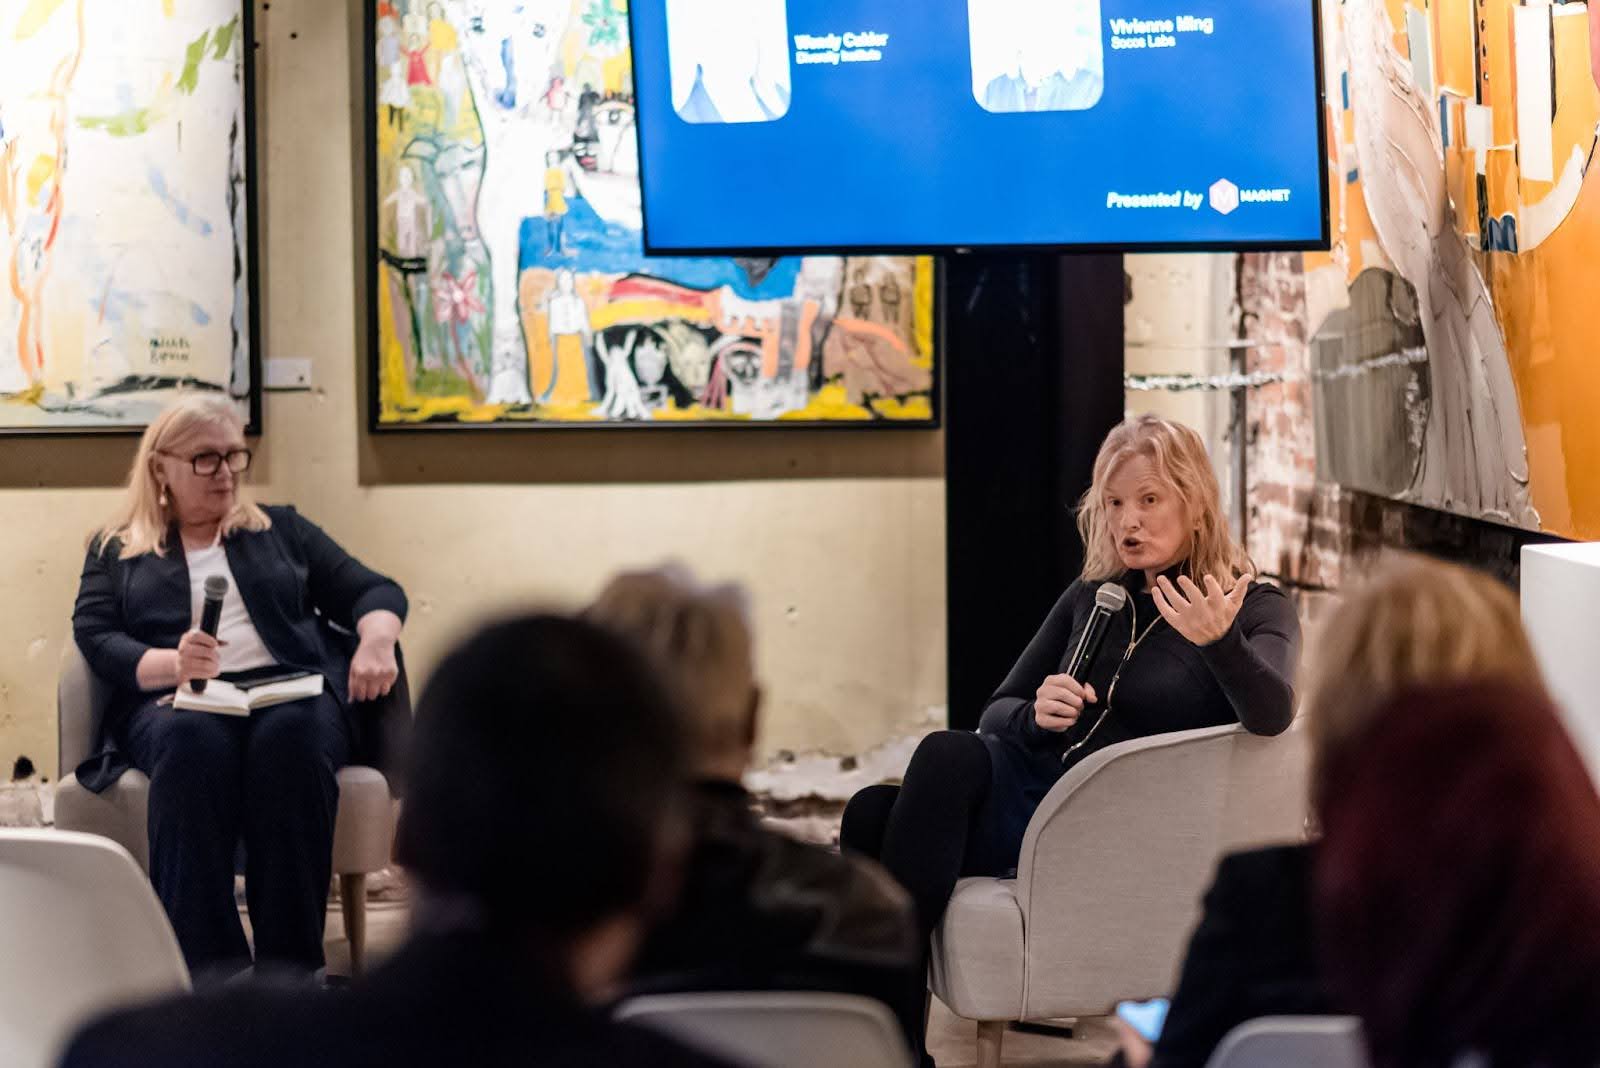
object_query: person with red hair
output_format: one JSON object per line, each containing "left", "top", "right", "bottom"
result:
{"left": 1113, "top": 554, "right": 1558, "bottom": 1068}
{"left": 1315, "top": 678, "right": 1600, "bottom": 1068}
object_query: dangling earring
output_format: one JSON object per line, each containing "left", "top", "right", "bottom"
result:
{"left": 158, "top": 485, "right": 169, "bottom": 509}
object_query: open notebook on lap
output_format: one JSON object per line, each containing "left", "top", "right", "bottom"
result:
{"left": 174, "top": 671, "right": 323, "bottom": 716}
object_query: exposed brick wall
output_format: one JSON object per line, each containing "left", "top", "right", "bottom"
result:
{"left": 1237, "top": 253, "right": 1558, "bottom": 616}
{"left": 1238, "top": 253, "right": 1327, "bottom": 591}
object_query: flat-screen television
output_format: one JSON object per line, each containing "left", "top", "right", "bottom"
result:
{"left": 629, "top": 0, "right": 1328, "bottom": 255}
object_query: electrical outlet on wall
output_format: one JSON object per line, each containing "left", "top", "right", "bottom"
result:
{"left": 264, "top": 358, "right": 313, "bottom": 391}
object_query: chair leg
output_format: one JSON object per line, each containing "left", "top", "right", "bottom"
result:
{"left": 340, "top": 873, "right": 367, "bottom": 977}
{"left": 976, "top": 1019, "right": 1005, "bottom": 1068}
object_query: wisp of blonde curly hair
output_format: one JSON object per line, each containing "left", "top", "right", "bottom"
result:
{"left": 1077, "top": 414, "right": 1251, "bottom": 582}
{"left": 94, "top": 393, "right": 269, "bottom": 559}
{"left": 1302, "top": 552, "right": 1544, "bottom": 811}
{"left": 583, "top": 565, "right": 758, "bottom": 778}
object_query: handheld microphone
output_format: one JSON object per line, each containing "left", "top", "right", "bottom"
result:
{"left": 1064, "top": 583, "right": 1129, "bottom": 682}
{"left": 192, "top": 574, "right": 229, "bottom": 693}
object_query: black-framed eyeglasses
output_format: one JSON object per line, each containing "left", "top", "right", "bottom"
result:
{"left": 161, "top": 448, "right": 252, "bottom": 476}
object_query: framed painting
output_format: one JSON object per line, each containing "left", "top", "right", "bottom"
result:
{"left": 365, "top": 0, "right": 938, "bottom": 429}
{"left": 1309, "top": 0, "right": 1600, "bottom": 539}
{"left": 0, "top": 0, "right": 259, "bottom": 433}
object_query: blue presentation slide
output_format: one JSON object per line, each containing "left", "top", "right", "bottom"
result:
{"left": 630, "top": 0, "right": 1326, "bottom": 253}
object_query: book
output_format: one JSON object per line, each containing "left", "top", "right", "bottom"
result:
{"left": 173, "top": 672, "right": 324, "bottom": 717}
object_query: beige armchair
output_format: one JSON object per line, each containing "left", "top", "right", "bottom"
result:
{"left": 929, "top": 722, "right": 1311, "bottom": 1068}
{"left": 53, "top": 641, "right": 404, "bottom": 974}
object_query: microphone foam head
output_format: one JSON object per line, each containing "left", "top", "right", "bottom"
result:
{"left": 1095, "top": 583, "right": 1129, "bottom": 611}
{"left": 204, "top": 574, "right": 230, "bottom": 599}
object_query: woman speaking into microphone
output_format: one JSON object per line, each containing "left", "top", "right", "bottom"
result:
{"left": 840, "top": 415, "right": 1300, "bottom": 1058}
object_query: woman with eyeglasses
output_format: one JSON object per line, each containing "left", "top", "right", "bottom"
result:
{"left": 72, "top": 393, "right": 407, "bottom": 980}
{"left": 840, "top": 414, "right": 1300, "bottom": 1067}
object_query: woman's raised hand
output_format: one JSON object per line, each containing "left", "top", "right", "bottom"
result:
{"left": 1153, "top": 573, "right": 1251, "bottom": 646}
{"left": 1034, "top": 673, "right": 1098, "bottom": 732}
{"left": 175, "top": 628, "right": 224, "bottom": 687}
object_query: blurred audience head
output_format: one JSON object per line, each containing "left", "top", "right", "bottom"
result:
{"left": 1315, "top": 679, "right": 1600, "bottom": 1068}
{"left": 584, "top": 564, "right": 760, "bottom": 782}
{"left": 1300, "top": 552, "right": 1540, "bottom": 813}
{"left": 394, "top": 613, "right": 689, "bottom": 999}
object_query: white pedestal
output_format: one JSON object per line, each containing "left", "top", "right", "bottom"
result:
{"left": 1521, "top": 543, "right": 1600, "bottom": 781}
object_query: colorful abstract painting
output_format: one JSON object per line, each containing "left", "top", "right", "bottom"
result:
{"left": 0, "top": 0, "right": 257, "bottom": 431}
{"left": 367, "top": 0, "right": 936, "bottom": 428}
{"left": 1310, "top": 0, "right": 1600, "bottom": 538}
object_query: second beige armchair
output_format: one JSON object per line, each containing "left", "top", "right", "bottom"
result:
{"left": 929, "top": 722, "right": 1312, "bottom": 1068}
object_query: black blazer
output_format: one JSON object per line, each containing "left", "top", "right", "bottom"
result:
{"left": 59, "top": 929, "right": 738, "bottom": 1068}
{"left": 975, "top": 573, "right": 1300, "bottom": 865}
{"left": 629, "top": 781, "right": 920, "bottom": 1042}
{"left": 1142, "top": 842, "right": 1336, "bottom": 1068}
{"left": 72, "top": 506, "right": 407, "bottom": 770}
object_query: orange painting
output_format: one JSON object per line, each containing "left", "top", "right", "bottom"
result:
{"left": 1311, "top": 0, "right": 1600, "bottom": 538}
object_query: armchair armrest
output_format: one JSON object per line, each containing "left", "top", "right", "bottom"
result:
{"left": 58, "top": 639, "right": 116, "bottom": 777}
{"left": 1014, "top": 724, "right": 1243, "bottom": 914}
{"left": 1010, "top": 723, "right": 1308, "bottom": 1017}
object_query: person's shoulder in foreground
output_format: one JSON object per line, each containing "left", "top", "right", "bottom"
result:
{"left": 1142, "top": 841, "right": 1331, "bottom": 1068}
{"left": 60, "top": 931, "right": 739, "bottom": 1068}
{"left": 657, "top": 781, "right": 917, "bottom": 971}
{"left": 61, "top": 993, "right": 734, "bottom": 1068}
{"left": 744, "top": 808, "right": 917, "bottom": 967}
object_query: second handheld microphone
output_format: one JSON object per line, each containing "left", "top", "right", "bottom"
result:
{"left": 192, "top": 574, "right": 229, "bottom": 694}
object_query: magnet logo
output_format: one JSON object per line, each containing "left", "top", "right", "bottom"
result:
{"left": 1209, "top": 179, "right": 1239, "bottom": 215}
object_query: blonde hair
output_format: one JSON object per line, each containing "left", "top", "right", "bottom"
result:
{"left": 1303, "top": 552, "right": 1543, "bottom": 807}
{"left": 583, "top": 565, "right": 758, "bottom": 776}
{"left": 95, "top": 393, "right": 269, "bottom": 559}
{"left": 1077, "top": 414, "right": 1251, "bottom": 582}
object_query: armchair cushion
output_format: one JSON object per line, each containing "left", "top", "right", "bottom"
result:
{"left": 53, "top": 771, "right": 150, "bottom": 873}
{"left": 56, "top": 765, "right": 394, "bottom": 879}
{"left": 928, "top": 878, "right": 1025, "bottom": 1021}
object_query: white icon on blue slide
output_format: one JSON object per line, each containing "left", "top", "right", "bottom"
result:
{"left": 968, "top": 0, "right": 1104, "bottom": 113}
{"left": 1209, "top": 179, "right": 1240, "bottom": 215}
{"left": 667, "top": 0, "right": 792, "bottom": 124}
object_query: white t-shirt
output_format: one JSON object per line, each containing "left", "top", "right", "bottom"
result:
{"left": 186, "top": 544, "right": 277, "bottom": 673}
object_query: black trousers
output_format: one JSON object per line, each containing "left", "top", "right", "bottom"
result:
{"left": 116, "top": 692, "right": 349, "bottom": 978}
{"left": 840, "top": 730, "right": 1005, "bottom": 1066}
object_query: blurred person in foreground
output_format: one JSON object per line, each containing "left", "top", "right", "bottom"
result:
{"left": 585, "top": 567, "right": 921, "bottom": 1045}
{"left": 1113, "top": 554, "right": 1552, "bottom": 1068}
{"left": 1317, "top": 677, "right": 1600, "bottom": 1068}
{"left": 61, "top": 615, "right": 737, "bottom": 1068}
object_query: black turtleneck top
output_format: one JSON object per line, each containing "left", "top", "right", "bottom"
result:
{"left": 973, "top": 568, "right": 1301, "bottom": 868}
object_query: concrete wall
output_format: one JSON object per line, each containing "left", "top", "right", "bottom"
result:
{"left": 0, "top": 0, "right": 947, "bottom": 778}
{"left": 1124, "top": 255, "right": 1237, "bottom": 435}
{"left": 1123, "top": 254, "right": 1241, "bottom": 523}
